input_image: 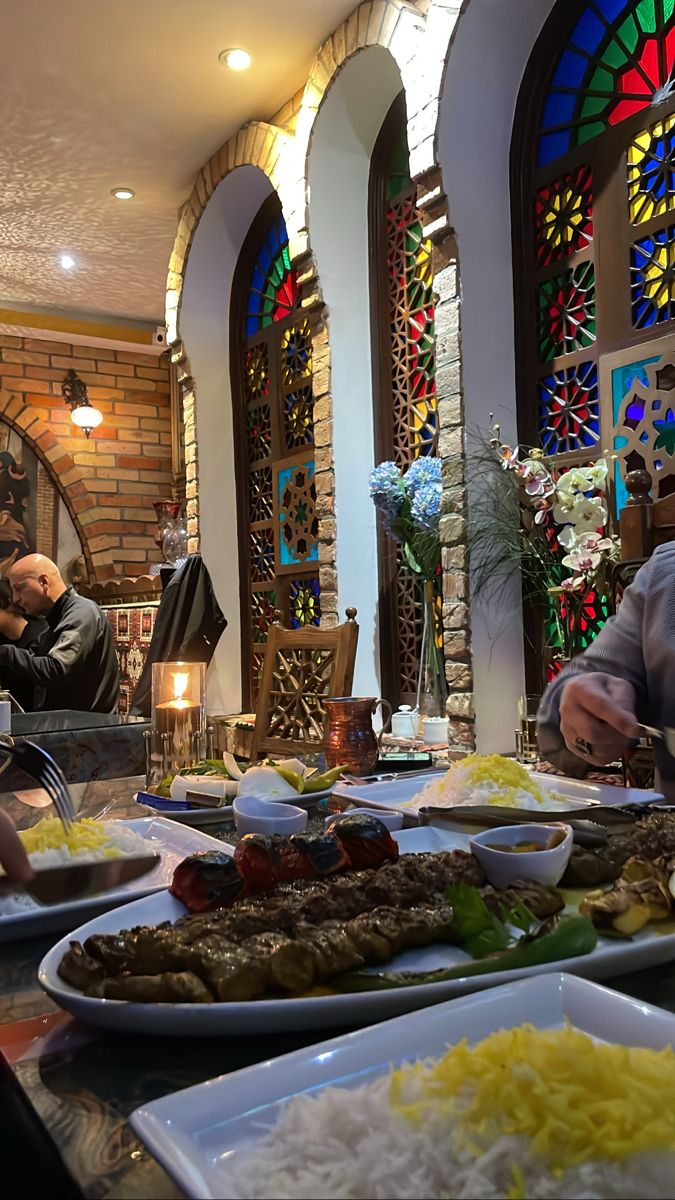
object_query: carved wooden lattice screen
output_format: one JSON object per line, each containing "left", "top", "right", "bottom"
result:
{"left": 512, "top": 0, "right": 675, "bottom": 689}
{"left": 233, "top": 196, "right": 320, "bottom": 709}
{"left": 370, "top": 93, "right": 439, "bottom": 705}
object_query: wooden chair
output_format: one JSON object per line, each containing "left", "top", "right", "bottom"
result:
{"left": 249, "top": 607, "right": 359, "bottom": 762}
{"left": 619, "top": 468, "right": 675, "bottom": 561}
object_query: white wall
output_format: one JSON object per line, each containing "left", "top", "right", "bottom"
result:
{"left": 180, "top": 166, "right": 272, "bottom": 713}
{"left": 309, "top": 46, "right": 403, "bottom": 698}
{"left": 437, "top": 0, "right": 556, "bottom": 750}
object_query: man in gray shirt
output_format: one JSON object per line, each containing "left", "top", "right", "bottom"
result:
{"left": 537, "top": 542, "right": 675, "bottom": 799}
{"left": 0, "top": 554, "right": 119, "bottom": 713}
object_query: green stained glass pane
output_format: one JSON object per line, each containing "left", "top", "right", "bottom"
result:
{"left": 666, "top": 0, "right": 675, "bottom": 22}
{"left": 578, "top": 121, "right": 605, "bottom": 145}
{"left": 603, "top": 38, "right": 629, "bottom": 70}
{"left": 580, "top": 93, "right": 609, "bottom": 120}
{"left": 635, "top": 0, "right": 657, "bottom": 34}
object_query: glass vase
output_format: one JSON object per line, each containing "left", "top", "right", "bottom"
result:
{"left": 416, "top": 579, "right": 447, "bottom": 723}
{"left": 162, "top": 513, "right": 188, "bottom": 566}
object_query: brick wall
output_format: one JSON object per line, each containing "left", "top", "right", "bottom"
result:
{"left": 0, "top": 335, "right": 173, "bottom": 580}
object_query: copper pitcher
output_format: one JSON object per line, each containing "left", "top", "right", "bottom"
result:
{"left": 324, "top": 696, "right": 393, "bottom": 775}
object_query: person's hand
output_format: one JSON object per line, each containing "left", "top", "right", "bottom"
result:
{"left": 559, "top": 672, "right": 640, "bottom": 766}
{"left": 0, "top": 809, "right": 32, "bottom": 883}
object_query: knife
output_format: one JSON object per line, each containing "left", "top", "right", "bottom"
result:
{"left": 0, "top": 853, "right": 161, "bottom": 905}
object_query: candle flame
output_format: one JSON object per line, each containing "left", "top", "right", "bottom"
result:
{"left": 172, "top": 671, "right": 190, "bottom": 702}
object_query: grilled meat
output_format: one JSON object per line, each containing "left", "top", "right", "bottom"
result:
{"left": 60, "top": 903, "right": 457, "bottom": 1003}
{"left": 171, "top": 815, "right": 399, "bottom": 913}
{"left": 562, "top": 812, "right": 675, "bottom": 888}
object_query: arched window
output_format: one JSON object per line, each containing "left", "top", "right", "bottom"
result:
{"left": 232, "top": 194, "right": 320, "bottom": 708}
{"left": 370, "top": 93, "right": 439, "bottom": 705}
{"left": 513, "top": 0, "right": 675, "bottom": 688}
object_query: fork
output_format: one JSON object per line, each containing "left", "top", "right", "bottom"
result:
{"left": 0, "top": 740, "right": 76, "bottom": 830}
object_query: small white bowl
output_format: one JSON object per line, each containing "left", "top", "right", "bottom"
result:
{"left": 232, "top": 795, "right": 308, "bottom": 836}
{"left": 469, "top": 823, "right": 573, "bottom": 889}
{"left": 324, "top": 807, "right": 404, "bottom": 833}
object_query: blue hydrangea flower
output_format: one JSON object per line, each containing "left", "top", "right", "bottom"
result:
{"left": 404, "top": 457, "right": 441, "bottom": 499}
{"left": 411, "top": 480, "right": 442, "bottom": 531}
{"left": 369, "top": 461, "right": 404, "bottom": 520}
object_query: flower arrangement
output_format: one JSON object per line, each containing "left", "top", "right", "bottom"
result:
{"left": 369, "top": 457, "right": 442, "bottom": 581}
{"left": 488, "top": 422, "right": 619, "bottom": 660}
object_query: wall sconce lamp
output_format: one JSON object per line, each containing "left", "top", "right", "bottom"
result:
{"left": 61, "top": 369, "right": 103, "bottom": 438}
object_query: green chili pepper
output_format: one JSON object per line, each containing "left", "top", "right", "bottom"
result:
{"left": 336, "top": 916, "right": 598, "bottom": 992}
{"left": 301, "top": 764, "right": 349, "bottom": 793}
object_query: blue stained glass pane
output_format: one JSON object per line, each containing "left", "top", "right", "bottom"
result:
{"left": 551, "top": 48, "right": 589, "bottom": 91}
{"left": 250, "top": 266, "right": 265, "bottom": 296}
{"left": 603, "top": 0, "right": 631, "bottom": 22}
{"left": 569, "top": 8, "right": 605, "bottom": 53}
{"left": 541, "top": 90, "right": 577, "bottom": 130}
{"left": 538, "top": 131, "right": 572, "bottom": 167}
{"left": 245, "top": 315, "right": 258, "bottom": 337}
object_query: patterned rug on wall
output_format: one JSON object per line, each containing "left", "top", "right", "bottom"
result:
{"left": 104, "top": 604, "right": 159, "bottom": 714}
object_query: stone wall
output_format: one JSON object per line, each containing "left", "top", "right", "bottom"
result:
{"left": 0, "top": 335, "right": 172, "bottom": 580}
{"left": 166, "top": 0, "right": 474, "bottom": 749}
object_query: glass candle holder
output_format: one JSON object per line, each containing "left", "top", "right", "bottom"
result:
{"left": 148, "top": 661, "right": 206, "bottom": 784}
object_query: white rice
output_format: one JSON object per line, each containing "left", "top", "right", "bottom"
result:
{"left": 0, "top": 821, "right": 149, "bottom": 915}
{"left": 410, "top": 772, "right": 571, "bottom": 813}
{"left": 222, "top": 1072, "right": 675, "bottom": 1200}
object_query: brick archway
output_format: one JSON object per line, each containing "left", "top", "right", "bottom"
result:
{"left": 0, "top": 389, "right": 111, "bottom": 581}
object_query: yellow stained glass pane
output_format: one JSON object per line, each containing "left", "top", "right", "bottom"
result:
{"left": 628, "top": 113, "right": 675, "bottom": 225}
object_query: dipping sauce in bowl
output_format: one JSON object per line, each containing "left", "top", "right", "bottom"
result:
{"left": 469, "top": 823, "right": 573, "bottom": 889}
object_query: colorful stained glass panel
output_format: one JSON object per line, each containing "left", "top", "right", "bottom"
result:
{"left": 281, "top": 322, "right": 312, "bottom": 384}
{"left": 536, "top": 261, "right": 596, "bottom": 360}
{"left": 250, "top": 589, "right": 277, "bottom": 644}
{"left": 246, "top": 214, "right": 299, "bottom": 335}
{"left": 246, "top": 404, "right": 271, "bottom": 463}
{"left": 628, "top": 113, "right": 675, "bottom": 224}
{"left": 631, "top": 223, "right": 675, "bottom": 327}
{"left": 289, "top": 576, "right": 321, "bottom": 628}
{"left": 537, "top": 2, "right": 675, "bottom": 166}
{"left": 250, "top": 527, "right": 275, "bottom": 583}
{"left": 534, "top": 165, "right": 593, "bottom": 267}
{"left": 538, "top": 361, "right": 600, "bottom": 455}
{"left": 243, "top": 344, "right": 269, "bottom": 400}
{"left": 249, "top": 465, "right": 273, "bottom": 524}
{"left": 284, "top": 385, "right": 314, "bottom": 449}
{"left": 275, "top": 458, "right": 319, "bottom": 569}
{"left": 387, "top": 196, "right": 438, "bottom": 463}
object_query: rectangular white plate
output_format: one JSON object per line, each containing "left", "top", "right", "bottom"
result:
{"left": 38, "top": 825, "right": 675, "bottom": 1035}
{"left": 129, "top": 972, "right": 675, "bottom": 1200}
{"left": 333, "top": 769, "right": 664, "bottom": 815}
{"left": 1, "top": 818, "right": 232, "bottom": 943}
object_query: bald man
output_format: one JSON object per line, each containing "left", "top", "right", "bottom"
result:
{"left": 0, "top": 554, "right": 119, "bottom": 713}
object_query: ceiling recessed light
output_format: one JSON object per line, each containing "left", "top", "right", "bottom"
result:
{"left": 60, "top": 253, "right": 76, "bottom": 270}
{"left": 219, "top": 47, "right": 252, "bottom": 71}
{"left": 111, "top": 187, "right": 135, "bottom": 200}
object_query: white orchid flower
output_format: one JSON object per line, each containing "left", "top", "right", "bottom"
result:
{"left": 568, "top": 496, "right": 607, "bottom": 531}
{"left": 583, "top": 459, "right": 608, "bottom": 487}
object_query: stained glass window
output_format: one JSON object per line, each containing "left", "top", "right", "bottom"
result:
{"left": 534, "top": 165, "right": 594, "bottom": 266}
{"left": 233, "top": 196, "right": 319, "bottom": 706}
{"left": 538, "top": 362, "right": 601, "bottom": 454}
{"left": 628, "top": 113, "right": 675, "bottom": 223}
{"left": 536, "top": 262, "right": 596, "bottom": 359}
{"left": 246, "top": 215, "right": 299, "bottom": 336}
{"left": 370, "top": 94, "right": 442, "bottom": 704}
{"left": 631, "top": 223, "right": 675, "bottom": 326}
{"left": 513, "top": 0, "right": 675, "bottom": 688}
{"left": 537, "top": 1, "right": 675, "bottom": 168}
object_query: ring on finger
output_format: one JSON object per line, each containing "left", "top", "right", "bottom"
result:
{"left": 574, "top": 736, "right": 593, "bottom": 758}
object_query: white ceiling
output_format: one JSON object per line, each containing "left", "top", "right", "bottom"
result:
{"left": 0, "top": 0, "right": 358, "bottom": 324}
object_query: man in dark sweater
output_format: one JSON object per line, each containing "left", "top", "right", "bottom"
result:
{"left": 0, "top": 554, "right": 119, "bottom": 712}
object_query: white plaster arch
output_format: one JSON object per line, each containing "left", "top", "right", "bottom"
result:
{"left": 308, "top": 45, "right": 403, "bottom": 697}
{"left": 436, "top": 0, "right": 556, "bottom": 751}
{"left": 179, "top": 164, "right": 273, "bottom": 713}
